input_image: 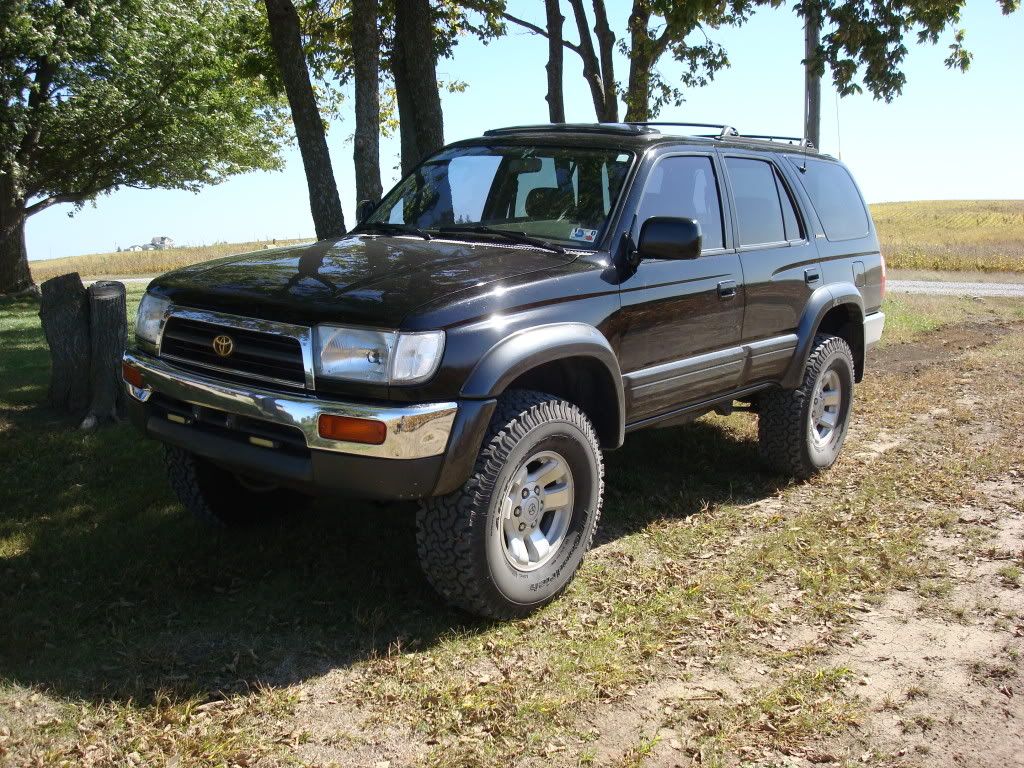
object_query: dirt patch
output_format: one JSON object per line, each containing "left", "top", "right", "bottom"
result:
{"left": 871, "top": 320, "right": 1024, "bottom": 375}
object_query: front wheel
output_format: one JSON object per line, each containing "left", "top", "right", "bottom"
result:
{"left": 758, "top": 333, "right": 855, "bottom": 479}
{"left": 416, "top": 391, "right": 604, "bottom": 619}
{"left": 165, "top": 446, "right": 311, "bottom": 527}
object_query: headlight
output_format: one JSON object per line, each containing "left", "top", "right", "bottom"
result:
{"left": 314, "top": 325, "right": 444, "bottom": 385}
{"left": 136, "top": 293, "right": 171, "bottom": 344}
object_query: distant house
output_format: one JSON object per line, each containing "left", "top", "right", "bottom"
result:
{"left": 126, "top": 244, "right": 144, "bottom": 252}
{"left": 151, "top": 236, "right": 174, "bottom": 249}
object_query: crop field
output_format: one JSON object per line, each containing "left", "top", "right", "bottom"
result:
{"left": 872, "top": 199, "right": 1024, "bottom": 273}
{"left": 2, "top": 290, "right": 1023, "bottom": 767}
{"left": 27, "top": 240, "right": 311, "bottom": 284}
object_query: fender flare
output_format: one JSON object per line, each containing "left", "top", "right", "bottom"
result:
{"left": 781, "top": 282, "right": 864, "bottom": 389}
{"left": 461, "top": 322, "right": 625, "bottom": 447}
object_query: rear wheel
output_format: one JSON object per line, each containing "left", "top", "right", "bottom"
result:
{"left": 165, "top": 446, "right": 310, "bottom": 527}
{"left": 416, "top": 391, "right": 604, "bottom": 619}
{"left": 758, "top": 333, "right": 855, "bottom": 479}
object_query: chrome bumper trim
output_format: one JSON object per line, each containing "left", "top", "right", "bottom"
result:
{"left": 864, "top": 311, "right": 885, "bottom": 349}
{"left": 123, "top": 350, "right": 457, "bottom": 459}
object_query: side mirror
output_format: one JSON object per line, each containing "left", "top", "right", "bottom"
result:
{"left": 637, "top": 217, "right": 702, "bottom": 261}
{"left": 356, "top": 199, "right": 375, "bottom": 224}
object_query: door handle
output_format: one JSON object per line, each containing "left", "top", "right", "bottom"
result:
{"left": 804, "top": 268, "right": 821, "bottom": 285}
{"left": 717, "top": 280, "right": 737, "bottom": 299}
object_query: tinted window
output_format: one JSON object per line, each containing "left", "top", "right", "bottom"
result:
{"left": 786, "top": 157, "right": 869, "bottom": 240}
{"left": 372, "top": 145, "right": 633, "bottom": 247}
{"left": 636, "top": 156, "right": 724, "bottom": 250}
{"left": 725, "top": 157, "right": 786, "bottom": 246}
{"left": 777, "top": 172, "right": 803, "bottom": 241}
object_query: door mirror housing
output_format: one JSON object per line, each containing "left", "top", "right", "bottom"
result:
{"left": 356, "top": 199, "right": 375, "bottom": 224}
{"left": 637, "top": 217, "right": 702, "bottom": 261}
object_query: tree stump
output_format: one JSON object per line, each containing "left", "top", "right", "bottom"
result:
{"left": 81, "top": 281, "right": 127, "bottom": 430}
{"left": 39, "top": 272, "right": 91, "bottom": 415}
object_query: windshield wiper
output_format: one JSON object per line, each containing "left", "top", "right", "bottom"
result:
{"left": 435, "top": 225, "right": 566, "bottom": 254}
{"left": 356, "top": 221, "right": 432, "bottom": 240}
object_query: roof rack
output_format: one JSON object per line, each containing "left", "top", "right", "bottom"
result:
{"left": 624, "top": 121, "right": 739, "bottom": 139}
{"left": 483, "top": 123, "right": 657, "bottom": 137}
{"left": 741, "top": 134, "right": 815, "bottom": 148}
{"left": 480, "top": 122, "right": 817, "bottom": 150}
{"left": 623, "top": 122, "right": 816, "bottom": 149}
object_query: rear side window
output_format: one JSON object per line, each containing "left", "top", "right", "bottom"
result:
{"left": 786, "top": 157, "right": 869, "bottom": 240}
{"left": 636, "top": 155, "right": 724, "bottom": 250}
{"left": 725, "top": 157, "right": 798, "bottom": 246}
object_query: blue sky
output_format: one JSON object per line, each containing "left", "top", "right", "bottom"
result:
{"left": 27, "top": 0, "right": 1024, "bottom": 261}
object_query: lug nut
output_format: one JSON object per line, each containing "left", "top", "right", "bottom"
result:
{"left": 514, "top": 507, "right": 521, "bottom": 517}
{"left": 518, "top": 522, "right": 526, "bottom": 532}
{"left": 534, "top": 486, "right": 541, "bottom": 495}
{"left": 522, "top": 488, "right": 529, "bottom": 499}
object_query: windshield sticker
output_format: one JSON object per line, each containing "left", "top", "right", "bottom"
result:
{"left": 569, "top": 227, "right": 599, "bottom": 243}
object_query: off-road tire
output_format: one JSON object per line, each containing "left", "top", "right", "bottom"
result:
{"left": 165, "top": 446, "right": 310, "bottom": 527}
{"left": 416, "top": 390, "right": 604, "bottom": 619}
{"left": 758, "top": 333, "right": 855, "bottom": 479}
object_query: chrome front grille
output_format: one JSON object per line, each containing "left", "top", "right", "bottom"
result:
{"left": 157, "top": 308, "right": 315, "bottom": 390}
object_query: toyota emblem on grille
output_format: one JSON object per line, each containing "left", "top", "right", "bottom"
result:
{"left": 212, "top": 334, "right": 235, "bottom": 357}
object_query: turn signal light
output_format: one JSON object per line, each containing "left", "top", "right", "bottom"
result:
{"left": 122, "top": 361, "right": 144, "bottom": 389}
{"left": 317, "top": 414, "right": 387, "bottom": 445}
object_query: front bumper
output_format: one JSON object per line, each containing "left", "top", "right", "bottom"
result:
{"left": 123, "top": 350, "right": 495, "bottom": 499}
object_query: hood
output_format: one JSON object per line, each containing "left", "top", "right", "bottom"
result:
{"left": 149, "top": 234, "right": 578, "bottom": 327}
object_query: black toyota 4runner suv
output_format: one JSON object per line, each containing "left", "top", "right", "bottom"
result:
{"left": 123, "top": 123, "right": 885, "bottom": 619}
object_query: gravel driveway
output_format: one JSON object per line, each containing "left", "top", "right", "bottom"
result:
{"left": 888, "top": 279, "right": 1024, "bottom": 297}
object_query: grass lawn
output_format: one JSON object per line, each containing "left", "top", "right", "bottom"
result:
{"left": 1, "top": 291, "right": 1022, "bottom": 766}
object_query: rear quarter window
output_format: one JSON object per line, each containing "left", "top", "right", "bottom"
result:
{"left": 786, "top": 157, "right": 870, "bottom": 241}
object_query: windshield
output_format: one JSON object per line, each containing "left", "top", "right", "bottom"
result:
{"left": 365, "top": 144, "right": 634, "bottom": 249}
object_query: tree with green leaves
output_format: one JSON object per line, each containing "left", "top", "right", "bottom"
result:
{"left": 504, "top": 0, "right": 747, "bottom": 123}
{"left": 303, "top": 0, "right": 503, "bottom": 178}
{"left": 799, "top": 0, "right": 1019, "bottom": 144}
{"left": 0, "top": 0, "right": 289, "bottom": 294}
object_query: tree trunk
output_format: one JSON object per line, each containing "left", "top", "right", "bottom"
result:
{"left": 623, "top": 4, "right": 654, "bottom": 122}
{"left": 393, "top": 0, "right": 444, "bottom": 176}
{"left": 39, "top": 273, "right": 91, "bottom": 416}
{"left": 566, "top": 0, "right": 612, "bottom": 121}
{"left": 264, "top": 0, "right": 346, "bottom": 239}
{"left": 352, "top": 0, "right": 384, "bottom": 204}
{"left": 803, "top": 6, "right": 822, "bottom": 148}
{"left": 543, "top": 0, "right": 565, "bottom": 122}
{"left": 80, "top": 281, "right": 127, "bottom": 429}
{"left": 591, "top": 0, "right": 618, "bottom": 123}
{"left": 0, "top": 194, "right": 34, "bottom": 295}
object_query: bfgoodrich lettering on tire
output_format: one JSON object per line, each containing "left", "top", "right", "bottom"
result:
{"left": 757, "top": 333, "right": 855, "bottom": 479}
{"left": 415, "top": 390, "right": 604, "bottom": 619}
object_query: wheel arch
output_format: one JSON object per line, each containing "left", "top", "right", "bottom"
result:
{"left": 782, "top": 283, "right": 865, "bottom": 389}
{"left": 460, "top": 323, "right": 625, "bottom": 449}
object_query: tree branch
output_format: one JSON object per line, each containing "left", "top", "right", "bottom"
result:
{"left": 501, "top": 12, "right": 582, "bottom": 55}
{"left": 23, "top": 192, "right": 88, "bottom": 218}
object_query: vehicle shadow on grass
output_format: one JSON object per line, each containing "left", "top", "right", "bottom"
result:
{"left": 0, "top": 399, "right": 783, "bottom": 707}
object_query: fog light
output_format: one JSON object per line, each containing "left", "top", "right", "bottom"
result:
{"left": 122, "top": 361, "right": 144, "bottom": 389}
{"left": 317, "top": 414, "right": 387, "bottom": 445}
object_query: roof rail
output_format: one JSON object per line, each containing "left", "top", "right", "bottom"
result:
{"left": 483, "top": 123, "right": 657, "bottom": 137}
{"left": 625, "top": 122, "right": 738, "bottom": 139}
{"left": 742, "top": 134, "right": 815, "bottom": 148}
{"left": 623, "top": 122, "right": 817, "bottom": 150}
